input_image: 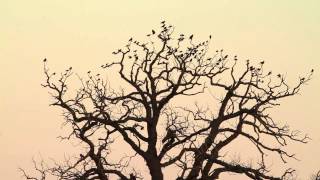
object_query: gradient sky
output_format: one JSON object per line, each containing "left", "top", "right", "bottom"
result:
{"left": 1, "top": 0, "right": 319, "bottom": 179}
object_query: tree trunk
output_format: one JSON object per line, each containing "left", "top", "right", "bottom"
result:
{"left": 146, "top": 158, "right": 163, "bottom": 180}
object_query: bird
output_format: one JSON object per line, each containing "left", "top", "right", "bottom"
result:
{"left": 129, "top": 173, "right": 136, "bottom": 180}
{"left": 87, "top": 71, "right": 91, "bottom": 74}
{"left": 152, "top": 29, "right": 155, "bottom": 34}
{"left": 161, "top": 20, "right": 165, "bottom": 24}
{"left": 43, "top": 58, "right": 47, "bottom": 62}
{"left": 162, "top": 128, "right": 176, "bottom": 144}
{"left": 129, "top": 37, "right": 133, "bottom": 41}
{"left": 311, "top": 69, "right": 314, "bottom": 73}
{"left": 189, "top": 34, "right": 194, "bottom": 40}
{"left": 209, "top": 35, "right": 212, "bottom": 39}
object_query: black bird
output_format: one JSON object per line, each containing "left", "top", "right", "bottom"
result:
{"left": 161, "top": 20, "right": 165, "bottom": 24}
{"left": 129, "top": 37, "right": 133, "bottom": 41}
{"left": 152, "top": 29, "right": 155, "bottom": 34}
{"left": 162, "top": 128, "right": 176, "bottom": 144}
{"left": 130, "top": 173, "right": 136, "bottom": 180}
{"left": 43, "top": 58, "right": 47, "bottom": 62}
{"left": 209, "top": 35, "right": 212, "bottom": 39}
{"left": 311, "top": 69, "right": 314, "bottom": 73}
{"left": 189, "top": 34, "right": 193, "bottom": 40}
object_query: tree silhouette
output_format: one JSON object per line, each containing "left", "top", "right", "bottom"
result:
{"left": 21, "top": 22, "right": 314, "bottom": 180}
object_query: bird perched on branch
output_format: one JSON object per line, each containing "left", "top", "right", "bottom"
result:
{"left": 162, "top": 128, "right": 176, "bottom": 144}
{"left": 129, "top": 173, "right": 136, "bottom": 180}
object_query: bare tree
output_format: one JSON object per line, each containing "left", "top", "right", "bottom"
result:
{"left": 22, "top": 22, "right": 314, "bottom": 180}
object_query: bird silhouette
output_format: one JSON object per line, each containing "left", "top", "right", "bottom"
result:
{"left": 43, "top": 58, "right": 47, "bottom": 62}
{"left": 129, "top": 37, "right": 133, "bottom": 41}
{"left": 162, "top": 128, "right": 176, "bottom": 144}
{"left": 152, "top": 30, "right": 155, "bottom": 34}
{"left": 130, "top": 173, "right": 136, "bottom": 180}
{"left": 209, "top": 35, "right": 212, "bottom": 39}
{"left": 189, "top": 34, "right": 193, "bottom": 40}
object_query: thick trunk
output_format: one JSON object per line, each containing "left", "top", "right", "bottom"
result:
{"left": 146, "top": 158, "right": 163, "bottom": 180}
{"left": 145, "top": 110, "right": 163, "bottom": 180}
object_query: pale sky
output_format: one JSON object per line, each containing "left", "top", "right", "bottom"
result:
{"left": 0, "top": 0, "right": 319, "bottom": 179}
